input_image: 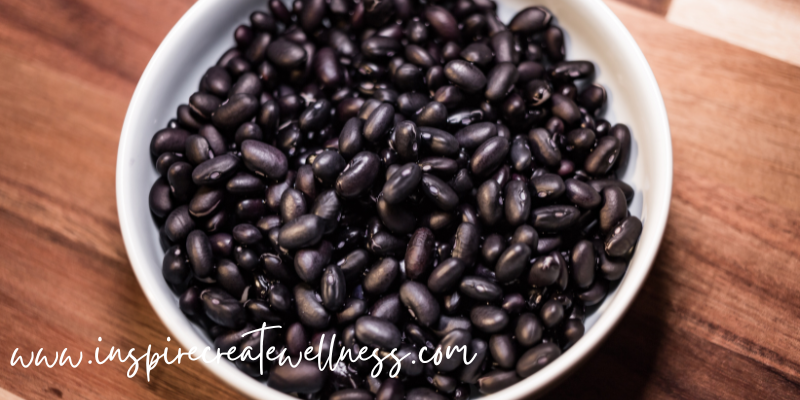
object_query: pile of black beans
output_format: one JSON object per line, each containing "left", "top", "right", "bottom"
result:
{"left": 148, "top": 0, "right": 643, "bottom": 398}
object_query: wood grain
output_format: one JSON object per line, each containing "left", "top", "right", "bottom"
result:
{"left": 0, "top": 1, "right": 799, "bottom": 399}
{"left": 615, "top": 0, "right": 672, "bottom": 16}
{"left": 667, "top": 0, "right": 800, "bottom": 67}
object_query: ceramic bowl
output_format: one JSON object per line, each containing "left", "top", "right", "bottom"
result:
{"left": 116, "top": 0, "right": 672, "bottom": 398}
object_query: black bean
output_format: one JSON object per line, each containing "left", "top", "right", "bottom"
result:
{"left": 470, "top": 136, "right": 509, "bottom": 177}
{"left": 489, "top": 334, "right": 516, "bottom": 369}
{"left": 362, "top": 36, "right": 402, "bottom": 59}
{"left": 355, "top": 316, "right": 401, "bottom": 349}
{"left": 162, "top": 245, "right": 190, "bottom": 285}
{"left": 570, "top": 239, "right": 596, "bottom": 289}
{"left": 240, "top": 140, "right": 288, "bottom": 180}
{"left": 337, "top": 298, "right": 367, "bottom": 325}
{"left": 516, "top": 342, "right": 560, "bottom": 378}
{"left": 477, "top": 369, "right": 520, "bottom": 395}
{"left": 527, "top": 127, "right": 561, "bottom": 168}
{"left": 420, "top": 173, "right": 459, "bottom": 211}
{"left": 165, "top": 205, "right": 195, "bottom": 243}
{"left": 266, "top": 39, "right": 307, "bottom": 69}
{"left": 451, "top": 222, "right": 480, "bottom": 266}
{"left": 415, "top": 101, "right": 448, "bottom": 127}
{"left": 517, "top": 61, "right": 544, "bottom": 83}
{"left": 476, "top": 179, "right": 503, "bottom": 226}
{"left": 459, "top": 276, "right": 502, "bottom": 301}
{"left": 370, "top": 293, "right": 401, "bottom": 322}
{"left": 530, "top": 205, "right": 580, "bottom": 232}
{"left": 470, "top": 305, "right": 508, "bottom": 333}
{"left": 529, "top": 173, "right": 564, "bottom": 201}
{"left": 609, "top": 123, "right": 632, "bottom": 171}
{"left": 407, "top": 388, "right": 448, "bottom": 400}
{"left": 377, "top": 378, "right": 404, "bottom": 400}
{"left": 405, "top": 44, "right": 436, "bottom": 68}
{"left": 278, "top": 214, "right": 325, "bottom": 249}
{"left": 363, "top": 103, "right": 395, "bottom": 142}
{"left": 495, "top": 243, "right": 531, "bottom": 283}
{"left": 460, "top": 43, "right": 493, "bottom": 67}
{"left": 585, "top": 135, "right": 621, "bottom": 176}
{"left": 435, "top": 329, "right": 472, "bottom": 372}
{"left": 444, "top": 60, "right": 487, "bottom": 94}
{"left": 550, "top": 93, "right": 580, "bottom": 125}
{"left": 491, "top": 31, "right": 516, "bottom": 64}
{"left": 364, "top": 257, "right": 399, "bottom": 294}
{"left": 481, "top": 233, "right": 507, "bottom": 266}
{"left": 268, "top": 359, "right": 325, "bottom": 394}
{"left": 368, "top": 231, "right": 407, "bottom": 256}
{"left": 424, "top": 6, "right": 459, "bottom": 41}
{"left": 336, "top": 151, "right": 381, "bottom": 198}
{"left": 485, "top": 62, "right": 519, "bottom": 101}
{"left": 294, "top": 283, "right": 330, "bottom": 329}
{"left": 393, "top": 120, "right": 420, "bottom": 160}
{"left": 455, "top": 122, "right": 496, "bottom": 149}
{"left": 504, "top": 180, "right": 532, "bottom": 226}
{"left": 399, "top": 281, "right": 440, "bottom": 326}
{"left": 561, "top": 319, "right": 585, "bottom": 350}
{"left": 605, "top": 216, "right": 642, "bottom": 258}
{"left": 201, "top": 288, "right": 246, "bottom": 329}
{"left": 278, "top": 188, "right": 306, "bottom": 223}
{"left": 551, "top": 61, "right": 595, "bottom": 82}
{"left": 298, "top": 99, "right": 332, "bottom": 133}
{"left": 405, "top": 227, "right": 435, "bottom": 280}
{"left": 544, "top": 26, "right": 565, "bottom": 62}
{"left": 597, "top": 241, "right": 628, "bottom": 281}
{"left": 427, "top": 66, "right": 447, "bottom": 92}
{"left": 294, "top": 243, "right": 330, "bottom": 282}
{"left": 565, "top": 178, "right": 601, "bottom": 209}
{"left": 428, "top": 258, "right": 466, "bottom": 293}
{"left": 458, "top": 338, "right": 488, "bottom": 384}
{"left": 331, "top": 389, "right": 373, "bottom": 400}
{"left": 528, "top": 252, "right": 562, "bottom": 287}
{"left": 515, "top": 313, "right": 543, "bottom": 347}
{"left": 539, "top": 299, "right": 564, "bottom": 328}
{"left": 509, "top": 6, "right": 552, "bottom": 34}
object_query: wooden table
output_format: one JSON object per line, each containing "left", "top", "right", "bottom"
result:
{"left": 1, "top": 1, "right": 799, "bottom": 398}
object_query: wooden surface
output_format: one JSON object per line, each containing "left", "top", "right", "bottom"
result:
{"left": 0, "top": 0, "right": 799, "bottom": 399}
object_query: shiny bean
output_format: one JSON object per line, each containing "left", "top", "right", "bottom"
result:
{"left": 435, "top": 329, "right": 472, "bottom": 371}
{"left": 527, "top": 128, "right": 561, "bottom": 168}
{"left": 294, "top": 283, "right": 330, "bottom": 329}
{"left": 399, "top": 281, "right": 440, "bottom": 326}
{"left": 530, "top": 205, "right": 580, "bottom": 232}
{"left": 605, "top": 216, "right": 643, "bottom": 258}
{"left": 495, "top": 243, "right": 531, "bottom": 283}
{"left": 355, "top": 316, "right": 401, "bottom": 349}
{"left": 565, "top": 178, "right": 601, "bottom": 209}
{"left": 504, "top": 180, "right": 532, "bottom": 226}
{"left": 428, "top": 258, "right": 466, "bottom": 293}
{"left": 444, "top": 60, "right": 487, "bottom": 94}
{"left": 201, "top": 288, "right": 246, "bottom": 328}
{"left": 470, "top": 136, "right": 509, "bottom": 177}
{"left": 477, "top": 370, "right": 520, "bottom": 395}
{"left": 278, "top": 214, "right": 325, "bottom": 249}
{"left": 267, "top": 39, "right": 307, "bottom": 69}
{"left": 528, "top": 252, "right": 562, "bottom": 287}
{"left": 516, "top": 342, "right": 560, "bottom": 378}
{"left": 508, "top": 6, "right": 552, "bottom": 34}
{"left": 370, "top": 293, "right": 401, "bottom": 323}
{"left": 336, "top": 152, "right": 381, "bottom": 198}
{"left": 405, "top": 227, "right": 435, "bottom": 279}
{"left": 571, "top": 239, "right": 596, "bottom": 289}
{"left": 364, "top": 257, "right": 399, "bottom": 294}
{"left": 470, "top": 306, "right": 508, "bottom": 333}
{"left": 585, "top": 135, "right": 621, "bottom": 176}
{"left": 268, "top": 360, "right": 325, "bottom": 394}
{"left": 460, "top": 276, "right": 502, "bottom": 301}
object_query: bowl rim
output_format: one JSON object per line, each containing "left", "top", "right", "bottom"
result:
{"left": 116, "top": 0, "right": 672, "bottom": 398}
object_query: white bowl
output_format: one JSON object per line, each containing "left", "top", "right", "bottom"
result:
{"left": 116, "top": 0, "right": 672, "bottom": 398}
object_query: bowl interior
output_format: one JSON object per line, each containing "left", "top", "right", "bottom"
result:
{"left": 116, "top": 0, "right": 671, "bottom": 398}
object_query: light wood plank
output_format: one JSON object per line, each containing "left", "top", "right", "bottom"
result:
{"left": 667, "top": 0, "right": 800, "bottom": 67}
